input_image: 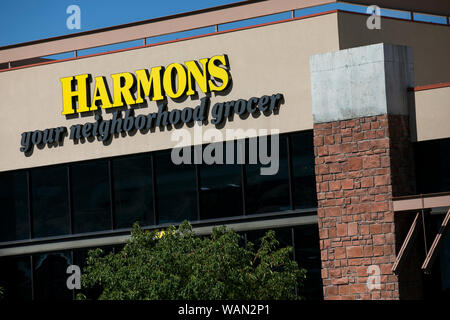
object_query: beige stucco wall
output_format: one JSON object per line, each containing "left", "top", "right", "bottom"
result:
{"left": 414, "top": 86, "right": 450, "bottom": 141}
{"left": 0, "top": 13, "right": 340, "bottom": 172}
{"left": 337, "top": 12, "right": 450, "bottom": 142}
{"left": 337, "top": 11, "right": 450, "bottom": 87}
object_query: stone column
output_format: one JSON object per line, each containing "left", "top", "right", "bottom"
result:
{"left": 309, "top": 43, "right": 416, "bottom": 300}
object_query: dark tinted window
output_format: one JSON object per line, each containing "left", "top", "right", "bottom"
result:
{"left": 33, "top": 251, "right": 72, "bottom": 300}
{"left": 438, "top": 225, "right": 450, "bottom": 297}
{"left": 432, "top": 213, "right": 450, "bottom": 298}
{"left": 112, "top": 154, "right": 154, "bottom": 229}
{"left": 0, "top": 171, "right": 29, "bottom": 242}
{"left": 245, "top": 135, "right": 290, "bottom": 214}
{"left": 71, "top": 160, "right": 111, "bottom": 233}
{"left": 0, "top": 256, "right": 32, "bottom": 300}
{"left": 199, "top": 141, "right": 243, "bottom": 219}
{"left": 155, "top": 149, "right": 197, "bottom": 223}
{"left": 415, "top": 138, "right": 450, "bottom": 194}
{"left": 31, "top": 166, "right": 70, "bottom": 238}
{"left": 294, "top": 225, "right": 323, "bottom": 300}
{"left": 291, "top": 131, "right": 317, "bottom": 209}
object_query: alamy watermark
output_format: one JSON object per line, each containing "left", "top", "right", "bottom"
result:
{"left": 366, "top": 5, "right": 381, "bottom": 30}
{"left": 171, "top": 124, "right": 280, "bottom": 176}
{"left": 66, "top": 264, "right": 81, "bottom": 290}
{"left": 366, "top": 265, "right": 381, "bottom": 291}
{"left": 66, "top": 5, "right": 81, "bottom": 30}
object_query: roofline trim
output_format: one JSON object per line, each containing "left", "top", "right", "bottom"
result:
{"left": 0, "top": 9, "right": 338, "bottom": 74}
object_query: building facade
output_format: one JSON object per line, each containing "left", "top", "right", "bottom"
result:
{"left": 0, "top": 0, "right": 449, "bottom": 300}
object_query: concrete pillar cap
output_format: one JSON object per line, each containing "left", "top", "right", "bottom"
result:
{"left": 310, "top": 43, "right": 414, "bottom": 124}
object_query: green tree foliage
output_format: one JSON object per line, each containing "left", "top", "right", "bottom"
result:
{"left": 78, "top": 221, "right": 306, "bottom": 300}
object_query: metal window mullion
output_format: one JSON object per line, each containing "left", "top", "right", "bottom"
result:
{"left": 287, "top": 135, "right": 295, "bottom": 210}
{"left": 108, "top": 160, "right": 115, "bottom": 230}
{"left": 151, "top": 153, "right": 159, "bottom": 225}
{"left": 195, "top": 164, "right": 201, "bottom": 221}
{"left": 291, "top": 227, "right": 298, "bottom": 296}
{"left": 241, "top": 163, "right": 247, "bottom": 216}
{"left": 71, "top": 249, "right": 75, "bottom": 300}
{"left": 67, "top": 165, "right": 74, "bottom": 235}
{"left": 0, "top": 209, "right": 317, "bottom": 250}
{"left": 26, "top": 170, "right": 33, "bottom": 239}
{"left": 30, "top": 255, "right": 35, "bottom": 301}
{"left": 0, "top": 214, "right": 318, "bottom": 257}
{"left": 291, "top": 227, "right": 296, "bottom": 261}
{"left": 240, "top": 138, "right": 248, "bottom": 216}
{"left": 244, "top": 232, "right": 248, "bottom": 249}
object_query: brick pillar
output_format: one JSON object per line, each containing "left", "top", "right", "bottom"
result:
{"left": 309, "top": 43, "right": 415, "bottom": 300}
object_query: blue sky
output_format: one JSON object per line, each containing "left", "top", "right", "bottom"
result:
{"left": 0, "top": 0, "right": 446, "bottom": 53}
{"left": 0, "top": 0, "right": 244, "bottom": 47}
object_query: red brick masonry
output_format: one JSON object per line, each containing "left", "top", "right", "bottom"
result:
{"left": 313, "top": 114, "right": 414, "bottom": 300}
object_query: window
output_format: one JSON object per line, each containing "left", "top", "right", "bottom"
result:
{"left": 415, "top": 138, "right": 450, "bottom": 194}
{"left": 71, "top": 160, "right": 111, "bottom": 233}
{"left": 199, "top": 141, "right": 243, "bottom": 219}
{"left": 0, "top": 256, "right": 32, "bottom": 300}
{"left": 33, "top": 251, "right": 72, "bottom": 300}
{"left": 0, "top": 171, "right": 29, "bottom": 242}
{"left": 154, "top": 149, "right": 197, "bottom": 223}
{"left": 291, "top": 131, "right": 317, "bottom": 209}
{"left": 294, "top": 225, "right": 322, "bottom": 300}
{"left": 245, "top": 135, "right": 290, "bottom": 214}
{"left": 31, "top": 166, "right": 70, "bottom": 238}
{"left": 0, "top": 130, "right": 318, "bottom": 242}
{"left": 433, "top": 213, "right": 450, "bottom": 297}
{"left": 112, "top": 154, "right": 154, "bottom": 229}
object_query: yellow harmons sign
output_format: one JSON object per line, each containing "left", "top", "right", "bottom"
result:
{"left": 60, "top": 54, "right": 230, "bottom": 115}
